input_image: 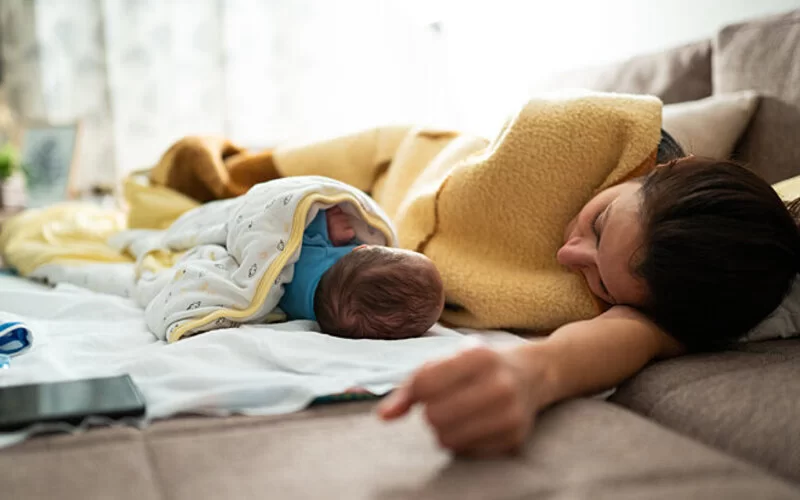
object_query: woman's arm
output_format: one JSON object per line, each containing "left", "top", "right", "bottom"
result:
{"left": 519, "top": 306, "right": 684, "bottom": 407}
{"left": 378, "top": 306, "right": 683, "bottom": 456}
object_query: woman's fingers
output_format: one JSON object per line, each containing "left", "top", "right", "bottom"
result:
{"left": 455, "top": 426, "right": 530, "bottom": 458}
{"left": 377, "top": 346, "right": 536, "bottom": 457}
{"left": 377, "top": 346, "right": 497, "bottom": 420}
{"left": 423, "top": 370, "right": 514, "bottom": 430}
{"left": 377, "top": 383, "right": 413, "bottom": 420}
{"left": 410, "top": 347, "right": 536, "bottom": 456}
{"left": 435, "top": 393, "right": 531, "bottom": 452}
{"left": 412, "top": 347, "right": 499, "bottom": 401}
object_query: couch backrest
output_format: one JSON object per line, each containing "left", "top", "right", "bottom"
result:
{"left": 531, "top": 41, "right": 712, "bottom": 105}
{"left": 715, "top": 9, "right": 800, "bottom": 184}
{"left": 531, "top": 9, "right": 800, "bottom": 183}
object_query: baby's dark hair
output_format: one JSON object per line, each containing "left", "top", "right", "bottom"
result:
{"left": 315, "top": 247, "right": 444, "bottom": 340}
{"left": 635, "top": 156, "right": 800, "bottom": 352}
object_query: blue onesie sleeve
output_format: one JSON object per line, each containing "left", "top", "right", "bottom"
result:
{"left": 278, "top": 210, "right": 357, "bottom": 320}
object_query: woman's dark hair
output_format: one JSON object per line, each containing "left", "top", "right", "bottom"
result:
{"left": 635, "top": 157, "right": 800, "bottom": 351}
{"left": 656, "top": 129, "right": 684, "bottom": 165}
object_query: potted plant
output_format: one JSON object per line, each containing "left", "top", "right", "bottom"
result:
{"left": 0, "top": 142, "right": 20, "bottom": 209}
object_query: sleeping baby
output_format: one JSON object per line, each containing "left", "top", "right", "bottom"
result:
{"left": 278, "top": 205, "right": 445, "bottom": 340}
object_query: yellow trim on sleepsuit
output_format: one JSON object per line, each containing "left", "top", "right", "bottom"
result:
{"left": 167, "top": 192, "right": 394, "bottom": 342}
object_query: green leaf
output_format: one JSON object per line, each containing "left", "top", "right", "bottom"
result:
{"left": 0, "top": 143, "right": 20, "bottom": 180}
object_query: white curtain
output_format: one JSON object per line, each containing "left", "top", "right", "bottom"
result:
{"left": 0, "top": 0, "right": 452, "bottom": 192}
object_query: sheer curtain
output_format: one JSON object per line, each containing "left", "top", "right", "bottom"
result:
{"left": 0, "top": 0, "right": 451, "bottom": 192}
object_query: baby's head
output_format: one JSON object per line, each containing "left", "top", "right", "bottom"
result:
{"left": 315, "top": 246, "right": 445, "bottom": 340}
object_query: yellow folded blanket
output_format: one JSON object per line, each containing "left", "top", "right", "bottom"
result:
{"left": 274, "top": 91, "right": 662, "bottom": 331}
{"left": 0, "top": 176, "right": 200, "bottom": 276}
{"left": 0, "top": 203, "right": 130, "bottom": 276}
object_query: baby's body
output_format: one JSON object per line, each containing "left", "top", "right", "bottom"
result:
{"left": 278, "top": 206, "right": 444, "bottom": 339}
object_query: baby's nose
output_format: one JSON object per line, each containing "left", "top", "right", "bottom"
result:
{"left": 556, "top": 237, "right": 594, "bottom": 270}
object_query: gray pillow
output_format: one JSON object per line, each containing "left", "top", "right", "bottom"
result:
{"left": 530, "top": 41, "right": 712, "bottom": 105}
{"left": 714, "top": 9, "right": 800, "bottom": 183}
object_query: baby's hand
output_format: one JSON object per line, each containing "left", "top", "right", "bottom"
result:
{"left": 326, "top": 206, "right": 356, "bottom": 246}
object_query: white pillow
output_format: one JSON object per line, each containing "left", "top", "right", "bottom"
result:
{"left": 772, "top": 174, "right": 800, "bottom": 201}
{"left": 662, "top": 90, "right": 760, "bottom": 159}
{"left": 743, "top": 275, "right": 800, "bottom": 342}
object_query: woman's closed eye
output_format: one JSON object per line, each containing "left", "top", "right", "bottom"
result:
{"left": 591, "top": 210, "right": 603, "bottom": 242}
{"left": 591, "top": 207, "right": 612, "bottom": 298}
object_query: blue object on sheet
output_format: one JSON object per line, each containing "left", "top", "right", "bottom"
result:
{"left": 0, "top": 321, "right": 33, "bottom": 356}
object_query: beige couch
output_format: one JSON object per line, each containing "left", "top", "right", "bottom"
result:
{"left": 2, "top": 10, "right": 800, "bottom": 500}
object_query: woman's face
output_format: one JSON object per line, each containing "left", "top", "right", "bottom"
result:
{"left": 557, "top": 181, "right": 649, "bottom": 307}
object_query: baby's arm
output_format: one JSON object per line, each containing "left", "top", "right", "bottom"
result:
{"left": 326, "top": 206, "right": 356, "bottom": 246}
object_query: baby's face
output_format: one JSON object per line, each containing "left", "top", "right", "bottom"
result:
{"left": 326, "top": 206, "right": 356, "bottom": 246}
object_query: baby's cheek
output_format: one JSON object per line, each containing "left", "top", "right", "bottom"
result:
{"left": 329, "top": 225, "right": 355, "bottom": 246}
{"left": 326, "top": 216, "right": 336, "bottom": 238}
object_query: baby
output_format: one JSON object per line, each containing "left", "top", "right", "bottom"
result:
{"left": 278, "top": 205, "right": 445, "bottom": 340}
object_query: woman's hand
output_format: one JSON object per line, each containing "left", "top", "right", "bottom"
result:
{"left": 377, "top": 308, "right": 681, "bottom": 457}
{"left": 377, "top": 345, "right": 548, "bottom": 457}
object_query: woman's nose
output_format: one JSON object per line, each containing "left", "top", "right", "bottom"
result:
{"left": 556, "top": 237, "right": 595, "bottom": 270}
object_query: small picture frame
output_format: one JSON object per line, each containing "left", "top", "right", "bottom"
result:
{"left": 19, "top": 121, "right": 81, "bottom": 208}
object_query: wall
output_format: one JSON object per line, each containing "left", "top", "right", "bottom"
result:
{"left": 434, "top": 0, "right": 800, "bottom": 70}
{"left": 427, "top": 0, "right": 800, "bottom": 132}
{"left": 0, "top": 0, "right": 444, "bottom": 186}
{"left": 2, "top": 0, "right": 799, "bottom": 186}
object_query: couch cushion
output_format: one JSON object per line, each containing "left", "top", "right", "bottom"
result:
{"left": 531, "top": 41, "right": 712, "bottom": 105}
{"left": 611, "top": 339, "right": 800, "bottom": 484}
{"left": 1, "top": 399, "right": 798, "bottom": 499}
{"left": 662, "top": 91, "right": 760, "bottom": 159}
{"left": 0, "top": 426, "right": 159, "bottom": 500}
{"left": 714, "top": 9, "right": 800, "bottom": 183}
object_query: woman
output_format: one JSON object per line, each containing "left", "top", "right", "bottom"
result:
{"left": 378, "top": 133, "right": 800, "bottom": 457}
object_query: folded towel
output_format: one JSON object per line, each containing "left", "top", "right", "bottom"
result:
{"left": 0, "top": 314, "right": 33, "bottom": 356}
{"left": 0, "top": 203, "right": 130, "bottom": 277}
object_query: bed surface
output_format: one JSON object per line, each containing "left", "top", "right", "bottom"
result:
{"left": 1, "top": 276, "right": 798, "bottom": 499}
{"left": 0, "top": 274, "right": 485, "bottom": 446}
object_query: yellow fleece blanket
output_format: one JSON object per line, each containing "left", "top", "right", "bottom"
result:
{"left": 1, "top": 91, "right": 662, "bottom": 333}
{"left": 272, "top": 91, "right": 662, "bottom": 330}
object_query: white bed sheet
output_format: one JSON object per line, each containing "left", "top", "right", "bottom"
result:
{"left": 0, "top": 275, "right": 519, "bottom": 444}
